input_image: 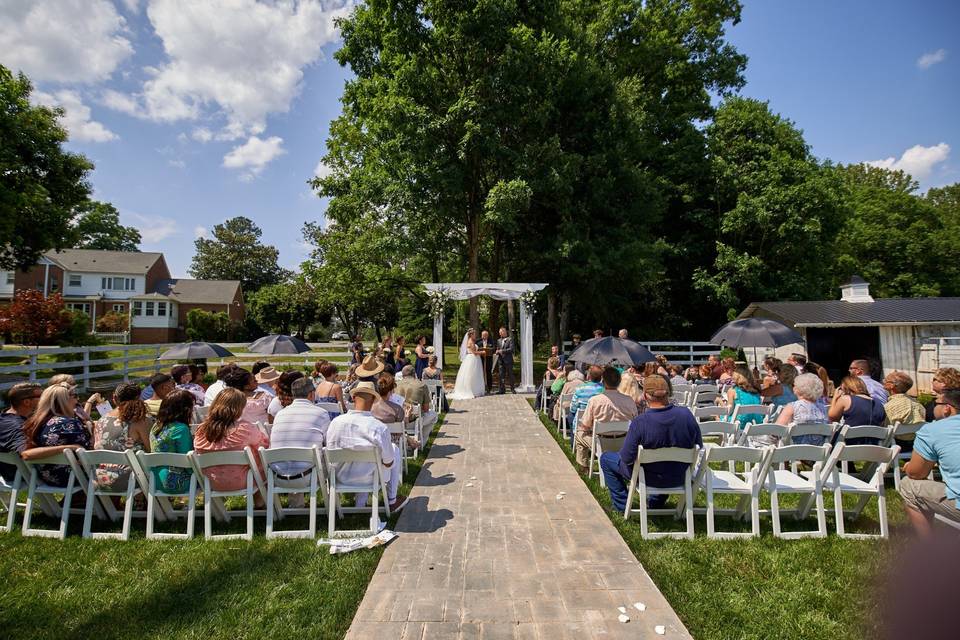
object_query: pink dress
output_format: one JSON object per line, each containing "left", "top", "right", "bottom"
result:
{"left": 193, "top": 421, "right": 269, "bottom": 491}
{"left": 241, "top": 392, "right": 271, "bottom": 425}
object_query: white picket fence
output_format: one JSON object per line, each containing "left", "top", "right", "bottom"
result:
{"left": 0, "top": 343, "right": 353, "bottom": 393}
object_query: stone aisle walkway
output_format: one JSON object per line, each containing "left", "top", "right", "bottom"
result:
{"left": 345, "top": 394, "right": 691, "bottom": 639}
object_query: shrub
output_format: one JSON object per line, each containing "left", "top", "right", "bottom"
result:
{"left": 96, "top": 311, "right": 128, "bottom": 332}
{"left": 185, "top": 309, "right": 232, "bottom": 341}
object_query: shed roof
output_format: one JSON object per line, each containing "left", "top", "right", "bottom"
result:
{"left": 739, "top": 298, "right": 960, "bottom": 327}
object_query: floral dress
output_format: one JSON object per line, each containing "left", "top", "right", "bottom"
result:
{"left": 94, "top": 415, "right": 150, "bottom": 491}
{"left": 33, "top": 415, "right": 91, "bottom": 487}
{"left": 149, "top": 421, "right": 194, "bottom": 494}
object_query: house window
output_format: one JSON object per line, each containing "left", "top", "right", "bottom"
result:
{"left": 157, "top": 302, "right": 167, "bottom": 317}
{"left": 65, "top": 302, "right": 91, "bottom": 315}
{"left": 101, "top": 277, "right": 136, "bottom": 291}
{"left": 132, "top": 301, "right": 142, "bottom": 316}
{"left": 5, "top": 273, "right": 13, "bottom": 285}
{"left": 112, "top": 304, "right": 125, "bottom": 313}
{"left": 145, "top": 301, "right": 154, "bottom": 316}
{"left": 69, "top": 274, "right": 82, "bottom": 287}
{"left": 49, "top": 277, "right": 59, "bottom": 292}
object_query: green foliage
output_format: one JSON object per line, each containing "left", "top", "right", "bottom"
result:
{"left": 246, "top": 278, "right": 329, "bottom": 337}
{"left": 189, "top": 216, "right": 289, "bottom": 293}
{"left": 0, "top": 64, "right": 93, "bottom": 270}
{"left": 73, "top": 201, "right": 141, "bottom": 251}
{"left": 58, "top": 310, "right": 100, "bottom": 347}
{"left": 95, "top": 311, "right": 129, "bottom": 332}
{"left": 185, "top": 308, "right": 235, "bottom": 342}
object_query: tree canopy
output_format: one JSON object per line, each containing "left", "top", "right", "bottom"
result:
{"left": 190, "top": 216, "right": 289, "bottom": 292}
{"left": 73, "top": 201, "right": 141, "bottom": 251}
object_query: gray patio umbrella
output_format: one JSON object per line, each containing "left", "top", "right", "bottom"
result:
{"left": 247, "top": 334, "right": 311, "bottom": 355}
{"left": 567, "top": 336, "right": 656, "bottom": 367}
{"left": 709, "top": 318, "right": 804, "bottom": 365}
{"left": 157, "top": 341, "right": 234, "bottom": 360}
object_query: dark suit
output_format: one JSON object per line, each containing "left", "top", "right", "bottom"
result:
{"left": 497, "top": 335, "right": 515, "bottom": 393}
{"left": 476, "top": 337, "right": 494, "bottom": 391}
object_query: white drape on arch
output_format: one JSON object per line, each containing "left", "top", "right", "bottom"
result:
{"left": 424, "top": 282, "right": 547, "bottom": 392}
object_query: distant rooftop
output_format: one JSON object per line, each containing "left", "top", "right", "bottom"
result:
{"left": 739, "top": 298, "right": 960, "bottom": 327}
{"left": 45, "top": 249, "right": 164, "bottom": 275}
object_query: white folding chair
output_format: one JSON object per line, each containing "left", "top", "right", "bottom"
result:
{"left": 698, "top": 420, "right": 739, "bottom": 446}
{"left": 623, "top": 446, "right": 699, "bottom": 539}
{"left": 0, "top": 452, "right": 55, "bottom": 532}
{"left": 763, "top": 444, "right": 831, "bottom": 539}
{"left": 76, "top": 449, "right": 142, "bottom": 540}
{"left": 692, "top": 405, "right": 732, "bottom": 421}
{"left": 784, "top": 422, "right": 836, "bottom": 446}
{"left": 813, "top": 443, "right": 899, "bottom": 539}
{"left": 136, "top": 450, "right": 198, "bottom": 539}
{"left": 588, "top": 421, "right": 630, "bottom": 487}
{"left": 673, "top": 383, "right": 694, "bottom": 398}
{"left": 835, "top": 425, "right": 894, "bottom": 476}
{"left": 890, "top": 422, "right": 925, "bottom": 490}
{"left": 738, "top": 422, "right": 790, "bottom": 449}
{"left": 324, "top": 446, "right": 391, "bottom": 538}
{"left": 195, "top": 405, "right": 210, "bottom": 421}
{"left": 693, "top": 390, "right": 720, "bottom": 407}
{"left": 259, "top": 445, "right": 327, "bottom": 539}
{"left": 423, "top": 379, "right": 444, "bottom": 413}
{"left": 315, "top": 401, "right": 342, "bottom": 415}
{"left": 190, "top": 447, "right": 264, "bottom": 540}
{"left": 21, "top": 449, "right": 94, "bottom": 539}
{"left": 385, "top": 421, "right": 408, "bottom": 478}
{"left": 730, "top": 403, "right": 775, "bottom": 427}
{"left": 557, "top": 393, "right": 573, "bottom": 438}
{"left": 693, "top": 445, "right": 772, "bottom": 538}
{"left": 407, "top": 404, "right": 425, "bottom": 455}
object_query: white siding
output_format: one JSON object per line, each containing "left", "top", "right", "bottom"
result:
{"left": 0, "top": 271, "right": 13, "bottom": 297}
{"left": 131, "top": 301, "right": 177, "bottom": 328}
{"left": 879, "top": 326, "right": 917, "bottom": 392}
{"left": 63, "top": 272, "right": 145, "bottom": 299}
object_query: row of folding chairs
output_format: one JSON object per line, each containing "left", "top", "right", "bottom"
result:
{"left": 622, "top": 439, "right": 901, "bottom": 540}
{"left": 0, "top": 442, "right": 399, "bottom": 541}
{"left": 423, "top": 379, "right": 447, "bottom": 414}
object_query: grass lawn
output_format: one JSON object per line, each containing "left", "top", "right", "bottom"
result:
{"left": 530, "top": 400, "right": 900, "bottom": 639}
{"left": 0, "top": 415, "right": 444, "bottom": 640}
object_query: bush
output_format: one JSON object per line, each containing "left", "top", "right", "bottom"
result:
{"left": 185, "top": 309, "right": 233, "bottom": 342}
{"left": 96, "top": 311, "right": 128, "bottom": 332}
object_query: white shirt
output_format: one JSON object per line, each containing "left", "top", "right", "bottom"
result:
{"left": 325, "top": 410, "right": 394, "bottom": 487}
{"left": 269, "top": 399, "right": 330, "bottom": 476}
{"left": 204, "top": 380, "right": 226, "bottom": 406}
{"left": 389, "top": 392, "right": 405, "bottom": 407}
{"left": 268, "top": 396, "right": 284, "bottom": 418}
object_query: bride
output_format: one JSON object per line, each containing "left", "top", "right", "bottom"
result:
{"left": 447, "top": 328, "right": 486, "bottom": 400}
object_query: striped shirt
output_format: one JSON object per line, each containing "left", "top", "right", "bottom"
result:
{"left": 885, "top": 393, "right": 926, "bottom": 441}
{"left": 269, "top": 399, "right": 330, "bottom": 476}
{"left": 571, "top": 381, "right": 603, "bottom": 427}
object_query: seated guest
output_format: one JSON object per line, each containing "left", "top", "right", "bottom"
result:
{"left": 884, "top": 371, "right": 926, "bottom": 452}
{"left": 900, "top": 388, "right": 960, "bottom": 535}
{"left": 144, "top": 373, "right": 176, "bottom": 417}
{"left": 224, "top": 368, "right": 271, "bottom": 426}
{"left": 599, "top": 374, "right": 701, "bottom": 511}
{"left": 421, "top": 356, "right": 447, "bottom": 412}
{"left": 194, "top": 388, "right": 269, "bottom": 505}
{"left": 22, "top": 383, "right": 92, "bottom": 487}
{"left": 574, "top": 367, "right": 639, "bottom": 471}
{"left": 310, "top": 359, "right": 328, "bottom": 385}
{"left": 314, "top": 361, "right": 347, "bottom": 414}
{"left": 173, "top": 364, "right": 205, "bottom": 407}
{"left": 553, "top": 368, "right": 584, "bottom": 422}
{"left": 717, "top": 358, "right": 736, "bottom": 385}
{"left": 760, "top": 357, "right": 782, "bottom": 390}
{"left": 371, "top": 373, "right": 406, "bottom": 425}
{"left": 536, "top": 356, "right": 562, "bottom": 409}
{"left": 828, "top": 375, "right": 887, "bottom": 444}
{"left": 849, "top": 358, "right": 888, "bottom": 404}
{"left": 0, "top": 383, "right": 56, "bottom": 480}
{"left": 762, "top": 363, "right": 798, "bottom": 408}
{"left": 204, "top": 363, "right": 238, "bottom": 406}
{"left": 397, "top": 364, "right": 439, "bottom": 433}
{"left": 706, "top": 354, "right": 722, "bottom": 379}
{"left": 683, "top": 366, "right": 699, "bottom": 383}
{"left": 269, "top": 371, "right": 305, "bottom": 420}
{"left": 48, "top": 373, "right": 98, "bottom": 424}
{"left": 93, "top": 383, "right": 152, "bottom": 491}
{"left": 548, "top": 344, "right": 566, "bottom": 367}
{"left": 148, "top": 390, "right": 196, "bottom": 494}
{"left": 776, "top": 373, "right": 829, "bottom": 444}
{"left": 787, "top": 352, "right": 807, "bottom": 375}
{"left": 695, "top": 365, "right": 715, "bottom": 385}
{"left": 326, "top": 381, "right": 406, "bottom": 512}
{"left": 804, "top": 361, "right": 833, "bottom": 398}
{"left": 617, "top": 372, "right": 644, "bottom": 413}
{"left": 724, "top": 368, "right": 763, "bottom": 429}
{"left": 252, "top": 362, "right": 278, "bottom": 398}
{"left": 668, "top": 365, "right": 686, "bottom": 388}
{"left": 548, "top": 362, "right": 576, "bottom": 416}
{"left": 568, "top": 366, "right": 604, "bottom": 443}
{"left": 924, "top": 367, "right": 960, "bottom": 422}
{"left": 270, "top": 377, "right": 329, "bottom": 507}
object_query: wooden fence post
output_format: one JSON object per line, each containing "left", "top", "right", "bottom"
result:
{"left": 82, "top": 347, "right": 90, "bottom": 391}
{"left": 28, "top": 351, "right": 38, "bottom": 382}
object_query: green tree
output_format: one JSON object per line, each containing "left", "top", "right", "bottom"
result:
{"left": 185, "top": 308, "right": 234, "bottom": 342}
{"left": 247, "top": 277, "right": 328, "bottom": 337}
{"left": 693, "top": 97, "right": 845, "bottom": 315}
{"left": 73, "top": 201, "right": 141, "bottom": 251}
{"left": 189, "top": 216, "right": 288, "bottom": 292}
{"left": 0, "top": 65, "right": 93, "bottom": 269}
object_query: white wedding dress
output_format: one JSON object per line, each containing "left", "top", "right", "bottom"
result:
{"left": 448, "top": 336, "right": 486, "bottom": 400}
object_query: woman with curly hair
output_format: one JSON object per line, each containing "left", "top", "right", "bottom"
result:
{"left": 149, "top": 389, "right": 196, "bottom": 494}
{"left": 93, "top": 383, "right": 153, "bottom": 491}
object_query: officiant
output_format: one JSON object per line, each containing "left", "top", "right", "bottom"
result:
{"left": 476, "top": 329, "right": 495, "bottom": 392}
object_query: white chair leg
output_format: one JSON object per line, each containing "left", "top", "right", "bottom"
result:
{"left": 684, "top": 479, "right": 694, "bottom": 539}
{"left": 639, "top": 479, "right": 649, "bottom": 539}
{"left": 706, "top": 482, "right": 715, "bottom": 538}
{"left": 21, "top": 470, "right": 37, "bottom": 535}
{"left": 308, "top": 473, "right": 318, "bottom": 539}
{"left": 815, "top": 490, "right": 827, "bottom": 538}
{"left": 121, "top": 479, "right": 136, "bottom": 541}
{"left": 770, "top": 486, "right": 782, "bottom": 538}
{"left": 3, "top": 481, "right": 18, "bottom": 532}
{"left": 834, "top": 488, "right": 845, "bottom": 537}
{"left": 186, "top": 481, "right": 197, "bottom": 539}
{"left": 266, "top": 474, "right": 275, "bottom": 538}
{"left": 893, "top": 463, "right": 901, "bottom": 491}
{"left": 750, "top": 493, "right": 760, "bottom": 537}
{"left": 327, "top": 479, "right": 336, "bottom": 539}
{"left": 245, "top": 479, "right": 254, "bottom": 541}
{"left": 146, "top": 484, "right": 156, "bottom": 539}
{"left": 82, "top": 476, "right": 96, "bottom": 539}
{"left": 878, "top": 490, "right": 889, "bottom": 539}
{"left": 204, "top": 480, "right": 213, "bottom": 539}
{"left": 57, "top": 475, "right": 76, "bottom": 539}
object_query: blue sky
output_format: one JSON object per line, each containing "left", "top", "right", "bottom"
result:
{"left": 1, "top": 0, "right": 956, "bottom": 278}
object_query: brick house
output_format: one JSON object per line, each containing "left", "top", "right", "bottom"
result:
{"left": 0, "top": 249, "right": 244, "bottom": 344}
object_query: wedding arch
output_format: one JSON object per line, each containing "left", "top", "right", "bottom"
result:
{"left": 423, "top": 282, "right": 547, "bottom": 392}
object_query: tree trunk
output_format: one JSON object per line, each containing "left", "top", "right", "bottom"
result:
{"left": 547, "top": 289, "right": 558, "bottom": 347}
{"left": 374, "top": 325, "right": 383, "bottom": 343}
{"left": 467, "top": 211, "right": 480, "bottom": 331}
{"left": 558, "top": 290, "right": 570, "bottom": 350}
{"left": 507, "top": 299, "right": 515, "bottom": 336}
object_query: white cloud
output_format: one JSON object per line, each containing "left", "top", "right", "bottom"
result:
{"left": 193, "top": 225, "right": 210, "bottom": 239}
{"left": 0, "top": 0, "right": 133, "bottom": 83}
{"left": 314, "top": 159, "right": 334, "bottom": 179}
{"left": 100, "top": 89, "right": 139, "bottom": 116}
{"left": 33, "top": 90, "right": 118, "bottom": 143}
{"left": 120, "top": 0, "right": 141, "bottom": 13}
{"left": 168, "top": 159, "right": 186, "bottom": 169}
{"left": 118, "top": 0, "right": 353, "bottom": 137}
{"left": 121, "top": 211, "right": 178, "bottom": 243}
{"left": 191, "top": 127, "right": 214, "bottom": 143}
{"left": 866, "top": 143, "right": 951, "bottom": 181}
{"left": 917, "top": 48, "right": 947, "bottom": 69}
{"left": 223, "top": 135, "right": 286, "bottom": 180}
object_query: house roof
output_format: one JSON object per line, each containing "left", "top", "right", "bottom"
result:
{"left": 149, "top": 279, "right": 242, "bottom": 305}
{"left": 44, "top": 249, "right": 164, "bottom": 274}
{"left": 739, "top": 298, "right": 960, "bottom": 327}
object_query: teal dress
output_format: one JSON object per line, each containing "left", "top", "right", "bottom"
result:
{"left": 731, "top": 387, "right": 763, "bottom": 428}
{"left": 149, "top": 422, "right": 194, "bottom": 493}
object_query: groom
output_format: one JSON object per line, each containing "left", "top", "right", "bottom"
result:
{"left": 495, "top": 326, "right": 515, "bottom": 394}
{"left": 476, "top": 329, "right": 494, "bottom": 392}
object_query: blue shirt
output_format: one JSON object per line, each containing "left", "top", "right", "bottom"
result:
{"left": 571, "top": 381, "right": 603, "bottom": 426}
{"left": 618, "top": 404, "right": 702, "bottom": 488}
{"left": 914, "top": 415, "right": 960, "bottom": 507}
{"left": 860, "top": 375, "right": 889, "bottom": 405}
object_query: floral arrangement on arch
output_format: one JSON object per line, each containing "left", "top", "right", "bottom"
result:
{"left": 426, "top": 289, "right": 450, "bottom": 319}
{"left": 519, "top": 290, "right": 538, "bottom": 315}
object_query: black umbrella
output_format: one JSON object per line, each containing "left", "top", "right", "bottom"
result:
{"left": 157, "top": 341, "right": 234, "bottom": 360}
{"left": 710, "top": 318, "right": 805, "bottom": 366}
{"left": 567, "top": 337, "right": 657, "bottom": 367}
{"left": 248, "top": 334, "right": 311, "bottom": 355}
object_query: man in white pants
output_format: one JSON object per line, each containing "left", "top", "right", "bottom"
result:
{"left": 326, "top": 381, "right": 407, "bottom": 512}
